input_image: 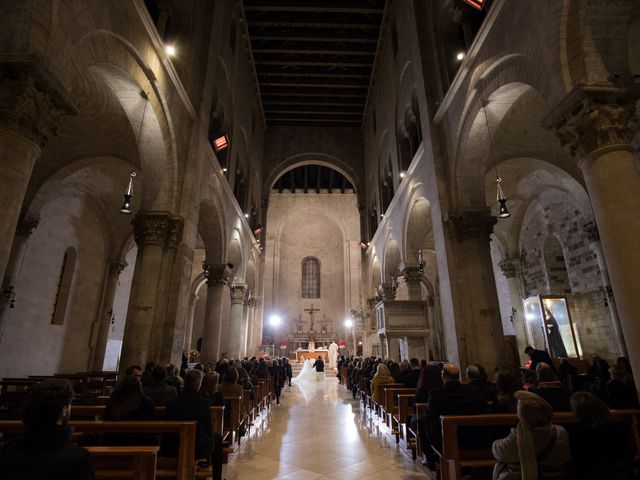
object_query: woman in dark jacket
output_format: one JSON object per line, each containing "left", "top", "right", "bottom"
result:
{"left": 103, "top": 377, "right": 155, "bottom": 446}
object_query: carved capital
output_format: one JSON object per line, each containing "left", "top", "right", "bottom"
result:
{"left": 544, "top": 84, "right": 638, "bottom": 158}
{"left": 15, "top": 213, "right": 40, "bottom": 237}
{"left": 203, "top": 264, "right": 230, "bottom": 287}
{"left": 0, "top": 76, "right": 64, "bottom": 148}
{"left": 108, "top": 260, "right": 127, "bottom": 276}
{"left": 402, "top": 266, "right": 423, "bottom": 284}
{"left": 583, "top": 219, "right": 600, "bottom": 242}
{"left": 378, "top": 283, "right": 395, "bottom": 301}
{"left": 499, "top": 257, "right": 520, "bottom": 279}
{"left": 132, "top": 212, "right": 183, "bottom": 248}
{"left": 166, "top": 216, "right": 184, "bottom": 249}
{"left": 231, "top": 285, "right": 246, "bottom": 304}
{"left": 450, "top": 210, "right": 496, "bottom": 241}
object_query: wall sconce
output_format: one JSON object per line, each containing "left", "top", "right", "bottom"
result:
{"left": 3, "top": 286, "right": 16, "bottom": 308}
{"left": 417, "top": 249, "right": 424, "bottom": 273}
{"left": 120, "top": 172, "right": 136, "bottom": 214}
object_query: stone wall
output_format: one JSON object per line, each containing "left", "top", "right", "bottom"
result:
{"left": 0, "top": 196, "right": 106, "bottom": 377}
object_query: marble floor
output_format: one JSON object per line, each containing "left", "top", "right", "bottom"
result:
{"left": 222, "top": 376, "right": 433, "bottom": 480}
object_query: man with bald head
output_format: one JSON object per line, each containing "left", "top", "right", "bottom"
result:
{"left": 420, "top": 363, "right": 488, "bottom": 469}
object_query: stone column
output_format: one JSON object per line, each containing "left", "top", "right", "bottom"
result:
{"left": 119, "top": 212, "right": 182, "bottom": 371}
{"left": 584, "top": 220, "right": 627, "bottom": 357}
{"left": 228, "top": 285, "right": 246, "bottom": 360}
{"left": 0, "top": 76, "right": 65, "bottom": 283}
{"left": 200, "top": 264, "right": 230, "bottom": 363}
{"left": 242, "top": 294, "right": 255, "bottom": 357}
{"left": 183, "top": 292, "right": 199, "bottom": 354}
{"left": 448, "top": 210, "right": 505, "bottom": 371}
{"left": 89, "top": 260, "right": 127, "bottom": 370}
{"left": 402, "top": 266, "right": 423, "bottom": 300}
{"left": 499, "top": 257, "right": 528, "bottom": 364}
{"left": 0, "top": 213, "right": 39, "bottom": 340}
{"left": 546, "top": 86, "right": 640, "bottom": 384}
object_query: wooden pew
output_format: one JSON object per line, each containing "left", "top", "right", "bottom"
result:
{"left": 69, "top": 405, "right": 226, "bottom": 437}
{"left": 409, "top": 402, "right": 428, "bottom": 463}
{"left": 373, "top": 383, "right": 404, "bottom": 419}
{"left": 340, "top": 367, "right": 349, "bottom": 386}
{"left": 383, "top": 386, "right": 415, "bottom": 430}
{"left": 87, "top": 446, "right": 158, "bottom": 480}
{"left": 0, "top": 420, "right": 196, "bottom": 480}
{"left": 222, "top": 396, "right": 243, "bottom": 446}
{"left": 397, "top": 394, "right": 417, "bottom": 459}
{"left": 0, "top": 379, "right": 35, "bottom": 411}
{"left": 440, "top": 409, "right": 640, "bottom": 480}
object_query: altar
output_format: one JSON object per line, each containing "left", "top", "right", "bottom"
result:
{"left": 295, "top": 349, "right": 329, "bottom": 363}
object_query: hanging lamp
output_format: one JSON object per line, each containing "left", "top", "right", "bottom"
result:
{"left": 120, "top": 172, "right": 136, "bottom": 214}
{"left": 482, "top": 100, "right": 510, "bottom": 219}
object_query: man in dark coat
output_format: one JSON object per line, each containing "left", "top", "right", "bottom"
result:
{"left": 143, "top": 365, "right": 178, "bottom": 406}
{"left": 402, "top": 358, "right": 422, "bottom": 388}
{"left": 0, "top": 379, "right": 95, "bottom": 480}
{"left": 313, "top": 356, "right": 325, "bottom": 373}
{"left": 421, "top": 364, "right": 488, "bottom": 469}
{"left": 163, "top": 369, "right": 223, "bottom": 480}
{"left": 525, "top": 346, "right": 557, "bottom": 373}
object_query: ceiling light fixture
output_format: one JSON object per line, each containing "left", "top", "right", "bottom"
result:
{"left": 482, "top": 100, "right": 510, "bottom": 219}
{"left": 165, "top": 45, "right": 176, "bottom": 56}
{"left": 456, "top": 52, "right": 465, "bottom": 61}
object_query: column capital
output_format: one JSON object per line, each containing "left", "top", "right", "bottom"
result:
{"left": 132, "top": 212, "right": 183, "bottom": 248}
{"left": 108, "top": 260, "right": 127, "bottom": 276}
{"left": 378, "top": 283, "right": 395, "bottom": 301}
{"left": 0, "top": 76, "right": 62, "bottom": 148}
{"left": 499, "top": 257, "right": 521, "bottom": 278}
{"left": 203, "top": 264, "right": 230, "bottom": 287}
{"left": 15, "top": 213, "right": 40, "bottom": 237}
{"left": 402, "top": 265, "right": 423, "bottom": 284}
{"left": 231, "top": 285, "right": 246, "bottom": 304}
{"left": 543, "top": 84, "right": 638, "bottom": 159}
{"left": 450, "top": 210, "right": 496, "bottom": 241}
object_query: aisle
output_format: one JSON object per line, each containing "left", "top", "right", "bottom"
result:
{"left": 222, "top": 376, "right": 431, "bottom": 480}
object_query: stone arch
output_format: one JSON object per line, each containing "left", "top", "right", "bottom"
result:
{"left": 227, "top": 231, "right": 244, "bottom": 284}
{"left": 370, "top": 257, "right": 381, "bottom": 296}
{"left": 67, "top": 30, "right": 179, "bottom": 212}
{"left": 543, "top": 235, "right": 571, "bottom": 294}
{"left": 456, "top": 82, "right": 575, "bottom": 211}
{"left": 197, "top": 201, "right": 226, "bottom": 265}
{"left": 560, "top": 0, "right": 637, "bottom": 85}
{"left": 265, "top": 153, "right": 359, "bottom": 195}
{"left": 383, "top": 238, "right": 401, "bottom": 283}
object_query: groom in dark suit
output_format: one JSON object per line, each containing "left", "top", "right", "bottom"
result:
{"left": 313, "top": 356, "right": 325, "bottom": 373}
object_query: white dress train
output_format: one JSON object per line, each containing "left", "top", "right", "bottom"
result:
{"left": 292, "top": 359, "right": 316, "bottom": 383}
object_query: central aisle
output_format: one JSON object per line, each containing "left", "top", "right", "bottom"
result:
{"left": 223, "top": 376, "right": 431, "bottom": 480}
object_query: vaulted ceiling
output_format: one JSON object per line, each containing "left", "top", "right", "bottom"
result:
{"left": 243, "top": 0, "right": 386, "bottom": 126}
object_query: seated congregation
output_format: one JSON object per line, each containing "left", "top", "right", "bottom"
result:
{"left": 340, "top": 350, "right": 640, "bottom": 480}
{"left": 0, "top": 356, "right": 293, "bottom": 480}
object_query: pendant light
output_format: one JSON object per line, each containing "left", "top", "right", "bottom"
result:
{"left": 120, "top": 172, "right": 137, "bottom": 214}
{"left": 482, "top": 100, "right": 510, "bottom": 219}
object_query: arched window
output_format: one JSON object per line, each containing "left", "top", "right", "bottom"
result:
{"left": 301, "top": 257, "right": 320, "bottom": 298}
{"left": 51, "top": 247, "right": 77, "bottom": 325}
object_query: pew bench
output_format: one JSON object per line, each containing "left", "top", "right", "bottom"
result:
{"left": 396, "top": 393, "right": 417, "bottom": 459}
{"left": 87, "top": 446, "right": 158, "bottom": 480}
{"left": 440, "top": 409, "right": 640, "bottom": 480}
{"left": 0, "top": 420, "right": 197, "bottom": 480}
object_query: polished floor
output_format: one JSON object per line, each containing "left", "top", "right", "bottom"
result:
{"left": 222, "top": 375, "right": 432, "bottom": 480}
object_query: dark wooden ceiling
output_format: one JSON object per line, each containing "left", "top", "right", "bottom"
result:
{"left": 274, "top": 165, "right": 354, "bottom": 193}
{"left": 243, "top": 0, "right": 386, "bottom": 126}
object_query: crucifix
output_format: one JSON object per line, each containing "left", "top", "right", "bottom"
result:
{"left": 304, "top": 304, "right": 320, "bottom": 332}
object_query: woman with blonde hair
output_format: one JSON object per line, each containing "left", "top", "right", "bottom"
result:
{"left": 492, "top": 391, "right": 570, "bottom": 480}
{"left": 370, "top": 363, "right": 395, "bottom": 404}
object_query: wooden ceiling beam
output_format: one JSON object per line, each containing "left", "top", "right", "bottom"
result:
{"left": 252, "top": 48, "right": 375, "bottom": 56}
{"left": 246, "top": 21, "right": 380, "bottom": 30}
{"left": 251, "top": 35, "right": 377, "bottom": 44}
{"left": 265, "top": 109, "right": 361, "bottom": 116}
{"left": 258, "top": 71, "right": 370, "bottom": 79}
{"left": 265, "top": 117, "right": 361, "bottom": 124}
{"left": 260, "top": 82, "right": 367, "bottom": 88}
{"left": 264, "top": 100, "right": 364, "bottom": 107}
{"left": 255, "top": 59, "right": 372, "bottom": 68}
{"left": 260, "top": 91, "right": 366, "bottom": 98}
{"left": 244, "top": 6, "right": 383, "bottom": 14}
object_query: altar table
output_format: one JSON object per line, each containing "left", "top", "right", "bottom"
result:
{"left": 296, "top": 349, "right": 329, "bottom": 363}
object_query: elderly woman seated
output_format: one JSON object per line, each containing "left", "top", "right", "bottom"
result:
{"left": 492, "top": 391, "right": 570, "bottom": 480}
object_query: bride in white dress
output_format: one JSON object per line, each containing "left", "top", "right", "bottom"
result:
{"left": 292, "top": 358, "right": 316, "bottom": 383}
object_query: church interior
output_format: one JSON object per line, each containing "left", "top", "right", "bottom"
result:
{"left": 0, "top": 0, "right": 639, "bottom": 478}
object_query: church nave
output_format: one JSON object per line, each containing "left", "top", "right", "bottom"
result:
{"left": 223, "top": 378, "right": 430, "bottom": 480}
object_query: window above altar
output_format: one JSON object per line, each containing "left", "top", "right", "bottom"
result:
{"left": 301, "top": 256, "right": 320, "bottom": 298}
